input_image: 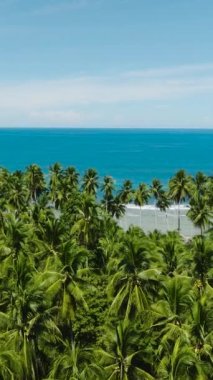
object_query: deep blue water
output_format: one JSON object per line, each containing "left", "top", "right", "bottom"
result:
{"left": 0, "top": 128, "right": 212, "bottom": 186}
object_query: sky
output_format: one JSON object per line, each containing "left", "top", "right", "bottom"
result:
{"left": 0, "top": 0, "right": 213, "bottom": 128}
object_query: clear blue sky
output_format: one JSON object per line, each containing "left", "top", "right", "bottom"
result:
{"left": 0, "top": 0, "right": 213, "bottom": 128}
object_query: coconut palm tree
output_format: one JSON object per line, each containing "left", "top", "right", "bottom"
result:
{"left": 187, "top": 194, "right": 212, "bottom": 235}
{"left": 0, "top": 167, "right": 11, "bottom": 201}
{"left": 48, "top": 340, "right": 101, "bottom": 380}
{"left": 97, "top": 321, "right": 154, "bottom": 380}
{"left": 118, "top": 180, "right": 134, "bottom": 205}
{"left": 71, "top": 193, "right": 100, "bottom": 248}
{"left": 156, "top": 191, "right": 171, "bottom": 212}
{"left": 169, "top": 170, "right": 191, "bottom": 232}
{"left": 206, "top": 176, "right": 213, "bottom": 208}
{"left": 150, "top": 179, "right": 163, "bottom": 204}
{"left": 110, "top": 196, "right": 126, "bottom": 219}
{"left": 190, "top": 295, "right": 213, "bottom": 357}
{"left": 157, "top": 231, "right": 186, "bottom": 276}
{"left": 190, "top": 236, "right": 213, "bottom": 287}
{"left": 150, "top": 179, "right": 164, "bottom": 230}
{"left": 37, "top": 239, "right": 90, "bottom": 343}
{"left": 157, "top": 336, "right": 201, "bottom": 380}
{"left": 108, "top": 231, "right": 161, "bottom": 320}
{"left": 154, "top": 275, "right": 194, "bottom": 327}
{"left": 63, "top": 166, "right": 79, "bottom": 197}
{"left": 82, "top": 168, "right": 99, "bottom": 196}
{"left": 0, "top": 336, "right": 24, "bottom": 379}
{"left": 101, "top": 176, "right": 115, "bottom": 213}
{"left": 6, "top": 171, "right": 29, "bottom": 213}
{"left": 49, "top": 162, "right": 64, "bottom": 208}
{"left": 0, "top": 259, "right": 59, "bottom": 380}
{"left": 134, "top": 183, "right": 150, "bottom": 227}
{"left": 25, "top": 164, "right": 46, "bottom": 202}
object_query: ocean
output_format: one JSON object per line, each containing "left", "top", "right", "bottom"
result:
{"left": 0, "top": 128, "right": 212, "bottom": 187}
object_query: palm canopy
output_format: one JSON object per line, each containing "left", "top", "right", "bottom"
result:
{"left": 0, "top": 164, "right": 212, "bottom": 380}
{"left": 188, "top": 194, "right": 213, "bottom": 235}
{"left": 101, "top": 176, "right": 115, "bottom": 213}
{"left": 108, "top": 231, "right": 161, "bottom": 320}
{"left": 97, "top": 322, "right": 154, "bottom": 380}
{"left": 157, "top": 336, "right": 202, "bottom": 380}
{"left": 169, "top": 170, "right": 191, "bottom": 204}
{"left": 134, "top": 183, "right": 150, "bottom": 207}
{"left": 25, "top": 164, "right": 46, "bottom": 201}
{"left": 169, "top": 170, "right": 192, "bottom": 231}
{"left": 82, "top": 168, "right": 99, "bottom": 195}
{"left": 150, "top": 179, "right": 163, "bottom": 202}
{"left": 118, "top": 180, "right": 134, "bottom": 204}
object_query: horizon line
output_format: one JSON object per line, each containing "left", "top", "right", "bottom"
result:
{"left": 0, "top": 126, "right": 212, "bottom": 131}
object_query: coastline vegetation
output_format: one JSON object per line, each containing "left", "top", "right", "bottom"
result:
{"left": 0, "top": 164, "right": 212, "bottom": 379}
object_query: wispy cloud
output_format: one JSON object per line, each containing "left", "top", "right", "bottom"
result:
{"left": 29, "top": 110, "right": 81, "bottom": 125}
{"left": 124, "top": 63, "right": 213, "bottom": 79}
{"left": 1, "top": 72, "right": 213, "bottom": 107}
{"left": 1, "top": 63, "right": 213, "bottom": 127}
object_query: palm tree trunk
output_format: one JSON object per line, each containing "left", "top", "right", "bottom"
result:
{"left": 120, "top": 362, "right": 124, "bottom": 380}
{"left": 155, "top": 207, "right": 157, "bottom": 230}
{"left": 178, "top": 202, "right": 180, "bottom": 231}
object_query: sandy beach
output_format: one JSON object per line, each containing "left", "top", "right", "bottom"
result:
{"left": 118, "top": 204, "right": 200, "bottom": 238}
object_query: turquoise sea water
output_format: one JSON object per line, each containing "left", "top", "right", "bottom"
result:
{"left": 0, "top": 128, "right": 212, "bottom": 186}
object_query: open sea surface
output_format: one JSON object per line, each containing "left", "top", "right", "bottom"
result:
{"left": 0, "top": 128, "right": 212, "bottom": 186}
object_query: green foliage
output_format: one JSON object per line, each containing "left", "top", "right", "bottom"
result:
{"left": 0, "top": 165, "right": 212, "bottom": 379}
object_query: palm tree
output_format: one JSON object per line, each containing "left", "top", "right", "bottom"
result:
{"left": 169, "top": 170, "right": 191, "bottom": 232}
{"left": 190, "top": 295, "right": 213, "bottom": 355}
{"left": 154, "top": 275, "right": 194, "bottom": 327}
{"left": 49, "top": 162, "right": 63, "bottom": 208}
{"left": 25, "top": 164, "right": 46, "bottom": 202}
{"left": 157, "top": 336, "right": 201, "bottom": 380}
{"left": 191, "top": 171, "right": 208, "bottom": 198}
{"left": 71, "top": 193, "right": 100, "bottom": 248}
{"left": 97, "top": 322, "right": 154, "bottom": 380}
{"left": 190, "top": 236, "right": 213, "bottom": 287}
{"left": 29, "top": 194, "right": 55, "bottom": 227}
{"left": 2, "top": 214, "right": 34, "bottom": 267}
{"left": 158, "top": 231, "right": 186, "bottom": 276}
{"left": 108, "top": 232, "right": 157, "bottom": 321}
{"left": 187, "top": 194, "right": 212, "bottom": 235}
{"left": 150, "top": 179, "right": 163, "bottom": 204}
{"left": 101, "top": 176, "right": 115, "bottom": 213}
{"left": 48, "top": 340, "right": 100, "bottom": 380}
{"left": 37, "top": 240, "right": 90, "bottom": 343}
{"left": 5, "top": 171, "right": 29, "bottom": 213}
{"left": 134, "top": 183, "right": 150, "bottom": 227}
{"left": 0, "top": 258, "right": 59, "bottom": 380}
{"left": 63, "top": 166, "right": 79, "bottom": 195}
{"left": 206, "top": 176, "right": 213, "bottom": 208}
{"left": 118, "top": 180, "right": 134, "bottom": 205}
{"left": 110, "top": 196, "right": 126, "bottom": 219}
{"left": 0, "top": 167, "right": 11, "bottom": 201}
{"left": 82, "top": 168, "right": 99, "bottom": 196}
{"left": 0, "top": 336, "right": 24, "bottom": 379}
{"left": 156, "top": 191, "right": 171, "bottom": 212}
{"left": 150, "top": 179, "right": 164, "bottom": 229}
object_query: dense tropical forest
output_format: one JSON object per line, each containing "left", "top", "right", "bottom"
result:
{"left": 0, "top": 164, "right": 212, "bottom": 379}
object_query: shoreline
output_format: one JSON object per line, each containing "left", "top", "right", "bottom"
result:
{"left": 119, "top": 203, "right": 199, "bottom": 238}
{"left": 125, "top": 203, "right": 190, "bottom": 211}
